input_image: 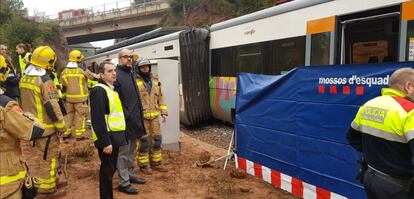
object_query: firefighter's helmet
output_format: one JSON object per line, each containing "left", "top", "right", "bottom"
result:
{"left": 69, "top": 50, "right": 84, "bottom": 63}
{"left": 136, "top": 58, "right": 151, "bottom": 68}
{"left": 31, "top": 46, "right": 56, "bottom": 69}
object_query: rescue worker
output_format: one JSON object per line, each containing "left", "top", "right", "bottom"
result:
{"left": 0, "top": 95, "right": 45, "bottom": 199}
{"left": 19, "top": 46, "right": 66, "bottom": 195}
{"left": 60, "top": 50, "right": 93, "bottom": 140}
{"left": 90, "top": 60, "right": 127, "bottom": 199}
{"left": 1, "top": 61, "right": 19, "bottom": 101}
{"left": 86, "top": 61, "right": 99, "bottom": 89}
{"left": 0, "top": 55, "right": 10, "bottom": 90}
{"left": 0, "top": 54, "right": 45, "bottom": 199}
{"left": 347, "top": 67, "right": 414, "bottom": 199}
{"left": 136, "top": 58, "right": 168, "bottom": 174}
{"left": 15, "top": 43, "right": 31, "bottom": 77}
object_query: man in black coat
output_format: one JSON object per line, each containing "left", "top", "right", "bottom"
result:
{"left": 114, "top": 49, "right": 146, "bottom": 194}
{"left": 90, "top": 61, "right": 127, "bottom": 199}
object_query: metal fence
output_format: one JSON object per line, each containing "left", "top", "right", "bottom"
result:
{"left": 34, "top": 0, "right": 164, "bottom": 22}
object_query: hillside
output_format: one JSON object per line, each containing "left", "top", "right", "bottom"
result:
{"left": 162, "top": 0, "right": 291, "bottom": 27}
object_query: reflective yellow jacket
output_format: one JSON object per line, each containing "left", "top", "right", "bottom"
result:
{"left": 136, "top": 74, "right": 168, "bottom": 120}
{"left": 0, "top": 99, "right": 44, "bottom": 198}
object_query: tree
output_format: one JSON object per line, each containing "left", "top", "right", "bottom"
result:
{"left": 0, "top": 0, "right": 25, "bottom": 25}
{"left": 0, "top": 0, "right": 61, "bottom": 68}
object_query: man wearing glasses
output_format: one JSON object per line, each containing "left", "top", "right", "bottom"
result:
{"left": 114, "top": 49, "right": 146, "bottom": 194}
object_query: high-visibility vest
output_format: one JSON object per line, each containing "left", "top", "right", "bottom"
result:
{"left": 92, "top": 83, "right": 126, "bottom": 141}
{"left": 351, "top": 88, "right": 414, "bottom": 143}
{"left": 52, "top": 71, "right": 63, "bottom": 98}
{"left": 19, "top": 53, "right": 30, "bottom": 77}
{"left": 87, "top": 78, "right": 98, "bottom": 89}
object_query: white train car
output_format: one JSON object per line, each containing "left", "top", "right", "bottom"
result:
{"left": 209, "top": 0, "right": 414, "bottom": 123}
{"left": 86, "top": 0, "right": 414, "bottom": 125}
{"left": 86, "top": 29, "right": 212, "bottom": 127}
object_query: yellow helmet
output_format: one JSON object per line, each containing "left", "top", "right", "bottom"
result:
{"left": 31, "top": 46, "right": 56, "bottom": 69}
{"left": 69, "top": 50, "right": 84, "bottom": 62}
{"left": 0, "top": 55, "right": 10, "bottom": 82}
{"left": 0, "top": 55, "right": 6, "bottom": 68}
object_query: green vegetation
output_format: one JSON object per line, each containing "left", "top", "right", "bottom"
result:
{"left": 163, "top": 0, "right": 276, "bottom": 26}
{"left": 0, "top": 0, "right": 61, "bottom": 67}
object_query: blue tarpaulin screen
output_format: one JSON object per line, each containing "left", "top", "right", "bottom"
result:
{"left": 235, "top": 62, "right": 414, "bottom": 198}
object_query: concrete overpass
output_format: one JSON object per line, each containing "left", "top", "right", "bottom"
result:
{"left": 60, "top": 0, "right": 170, "bottom": 44}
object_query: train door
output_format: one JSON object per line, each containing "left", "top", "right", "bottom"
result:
{"left": 150, "top": 59, "right": 180, "bottom": 152}
{"left": 338, "top": 5, "right": 401, "bottom": 64}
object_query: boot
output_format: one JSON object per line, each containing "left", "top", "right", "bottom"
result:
{"left": 76, "top": 135, "right": 89, "bottom": 141}
{"left": 118, "top": 184, "right": 139, "bottom": 195}
{"left": 152, "top": 164, "right": 168, "bottom": 172}
{"left": 62, "top": 134, "right": 71, "bottom": 142}
{"left": 140, "top": 166, "right": 152, "bottom": 175}
{"left": 38, "top": 188, "right": 66, "bottom": 197}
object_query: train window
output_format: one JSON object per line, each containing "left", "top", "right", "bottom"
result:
{"left": 352, "top": 40, "right": 388, "bottom": 64}
{"left": 311, "top": 32, "right": 330, "bottom": 65}
{"left": 211, "top": 47, "right": 236, "bottom": 76}
{"left": 271, "top": 36, "right": 305, "bottom": 74}
{"left": 407, "top": 21, "right": 414, "bottom": 62}
{"left": 238, "top": 44, "right": 263, "bottom": 74}
{"left": 164, "top": 45, "right": 173, "bottom": 51}
{"left": 338, "top": 6, "right": 400, "bottom": 64}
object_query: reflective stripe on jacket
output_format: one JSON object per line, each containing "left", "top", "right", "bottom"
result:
{"left": 136, "top": 75, "right": 168, "bottom": 120}
{"left": 351, "top": 88, "right": 414, "bottom": 143}
{"left": 19, "top": 75, "right": 66, "bottom": 136}
{"left": 60, "top": 68, "right": 88, "bottom": 102}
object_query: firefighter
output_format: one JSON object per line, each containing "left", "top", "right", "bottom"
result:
{"left": 135, "top": 58, "right": 168, "bottom": 174}
{"left": 1, "top": 54, "right": 45, "bottom": 199}
{"left": 86, "top": 61, "right": 99, "bottom": 89}
{"left": 60, "top": 50, "right": 91, "bottom": 140}
{"left": 0, "top": 95, "right": 45, "bottom": 199}
{"left": 19, "top": 46, "right": 66, "bottom": 195}
{"left": 0, "top": 55, "right": 10, "bottom": 88}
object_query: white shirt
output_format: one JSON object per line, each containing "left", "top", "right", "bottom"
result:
{"left": 66, "top": 62, "right": 78, "bottom": 68}
{"left": 24, "top": 64, "right": 46, "bottom": 76}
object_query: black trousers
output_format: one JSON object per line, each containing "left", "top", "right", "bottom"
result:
{"left": 363, "top": 168, "right": 411, "bottom": 199}
{"left": 97, "top": 147, "right": 119, "bottom": 199}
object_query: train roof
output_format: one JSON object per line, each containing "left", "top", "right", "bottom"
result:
{"left": 95, "top": 26, "right": 185, "bottom": 54}
{"left": 86, "top": 29, "right": 184, "bottom": 60}
{"left": 87, "top": 0, "right": 333, "bottom": 60}
{"left": 210, "top": 0, "right": 332, "bottom": 32}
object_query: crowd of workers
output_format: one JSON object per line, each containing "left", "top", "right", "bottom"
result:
{"left": 0, "top": 44, "right": 168, "bottom": 199}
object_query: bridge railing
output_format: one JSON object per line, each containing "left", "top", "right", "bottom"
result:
{"left": 36, "top": 0, "right": 168, "bottom": 24}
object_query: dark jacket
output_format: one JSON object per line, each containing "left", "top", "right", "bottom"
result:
{"left": 90, "top": 80, "right": 127, "bottom": 148}
{"left": 2, "top": 66, "right": 19, "bottom": 99}
{"left": 114, "top": 64, "right": 145, "bottom": 139}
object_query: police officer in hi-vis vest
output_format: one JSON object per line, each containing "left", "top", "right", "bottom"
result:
{"left": 347, "top": 68, "right": 414, "bottom": 199}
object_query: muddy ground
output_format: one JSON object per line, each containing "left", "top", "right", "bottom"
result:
{"left": 22, "top": 121, "right": 297, "bottom": 199}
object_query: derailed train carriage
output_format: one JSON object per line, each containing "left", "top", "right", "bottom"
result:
{"left": 86, "top": 0, "right": 414, "bottom": 126}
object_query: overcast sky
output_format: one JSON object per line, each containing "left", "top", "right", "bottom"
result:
{"left": 23, "top": 0, "right": 128, "bottom": 48}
